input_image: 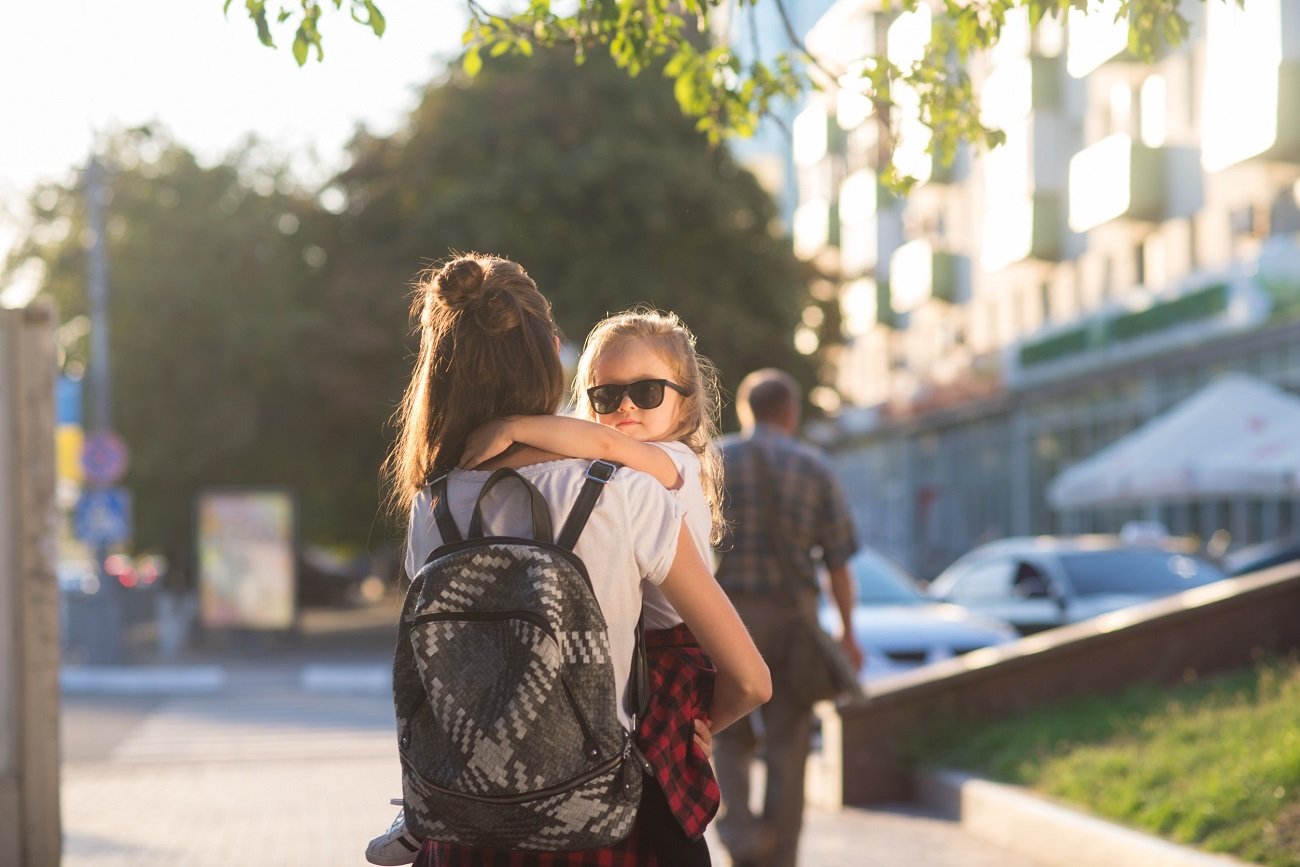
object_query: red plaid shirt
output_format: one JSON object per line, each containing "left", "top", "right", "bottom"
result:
{"left": 416, "top": 625, "right": 717, "bottom": 864}
{"left": 637, "top": 624, "right": 719, "bottom": 840}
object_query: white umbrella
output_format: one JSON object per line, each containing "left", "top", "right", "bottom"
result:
{"left": 1196, "top": 417, "right": 1300, "bottom": 495}
{"left": 1047, "top": 373, "right": 1300, "bottom": 508}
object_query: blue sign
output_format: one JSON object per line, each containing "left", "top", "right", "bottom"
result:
{"left": 56, "top": 376, "right": 83, "bottom": 425}
{"left": 81, "top": 430, "right": 129, "bottom": 486}
{"left": 74, "top": 488, "right": 132, "bottom": 545}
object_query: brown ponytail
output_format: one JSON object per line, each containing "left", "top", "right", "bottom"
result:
{"left": 385, "top": 253, "right": 564, "bottom": 520}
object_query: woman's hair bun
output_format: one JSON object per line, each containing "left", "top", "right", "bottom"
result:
{"left": 433, "top": 257, "right": 487, "bottom": 310}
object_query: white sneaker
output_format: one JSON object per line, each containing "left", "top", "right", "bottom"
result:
{"left": 365, "top": 807, "right": 422, "bottom": 866}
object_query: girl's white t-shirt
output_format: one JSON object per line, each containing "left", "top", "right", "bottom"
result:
{"left": 405, "top": 458, "right": 683, "bottom": 729}
{"left": 640, "top": 441, "right": 711, "bottom": 630}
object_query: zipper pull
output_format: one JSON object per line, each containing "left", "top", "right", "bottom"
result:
{"left": 620, "top": 738, "right": 640, "bottom": 797}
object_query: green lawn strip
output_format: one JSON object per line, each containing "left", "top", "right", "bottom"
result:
{"left": 915, "top": 656, "right": 1300, "bottom": 867}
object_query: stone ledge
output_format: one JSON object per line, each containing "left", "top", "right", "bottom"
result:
{"left": 917, "top": 769, "right": 1257, "bottom": 867}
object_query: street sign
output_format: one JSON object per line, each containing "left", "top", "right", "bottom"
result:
{"left": 81, "top": 430, "right": 129, "bottom": 486}
{"left": 56, "top": 375, "right": 83, "bottom": 425}
{"left": 73, "top": 488, "right": 132, "bottom": 546}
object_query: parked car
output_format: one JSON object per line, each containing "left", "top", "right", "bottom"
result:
{"left": 927, "top": 535, "right": 1227, "bottom": 635}
{"left": 298, "top": 545, "right": 388, "bottom": 607}
{"left": 818, "top": 547, "right": 1017, "bottom": 681}
{"left": 1222, "top": 534, "right": 1300, "bottom": 576}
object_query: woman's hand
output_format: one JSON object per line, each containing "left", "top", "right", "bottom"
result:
{"left": 693, "top": 718, "right": 713, "bottom": 760}
{"left": 459, "top": 417, "right": 520, "bottom": 469}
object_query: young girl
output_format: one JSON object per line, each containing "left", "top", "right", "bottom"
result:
{"left": 458, "top": 309, "right": 726, "bottom": 865}
{"left": 370, "top": 264, "right": 768, "bottom": 867}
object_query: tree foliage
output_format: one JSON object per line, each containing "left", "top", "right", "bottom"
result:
{"left": 6, "top": 51, "right": 808, "bottom": 559}
{"left": 230, "top": 0, "right": 1197, "bottom": 190}
{"left": 331, "top": 47, "right": 810, "bottom": 398}
{"left": 8, "top": 128, "right": 401, "bottom": 563}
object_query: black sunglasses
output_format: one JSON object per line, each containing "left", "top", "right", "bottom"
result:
{"left": 587, "top": 379, "right": 691, "bottom": 414}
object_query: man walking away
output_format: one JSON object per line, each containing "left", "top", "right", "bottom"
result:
{"left": 713, "top": 368, "right": 862, "bottom": 867}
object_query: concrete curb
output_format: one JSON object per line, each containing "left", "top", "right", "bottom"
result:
{"left": 59, "top": 663, "right": 394, "bottom": 696}
{"left": 917, "top": 769, "right": 1257, "bottom": 867}
{"left": 298, "top": 664, "right": 391, "bottom": 694}
{"left": 60, "top": 665, "right": 227, "bottom": 695}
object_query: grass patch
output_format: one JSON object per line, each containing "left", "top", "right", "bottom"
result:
{"left": 917, "top": 655, "right": 1300, "bottom": 867}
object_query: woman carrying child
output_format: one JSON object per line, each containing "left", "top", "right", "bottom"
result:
{"left": 381, "top": 255, "right": 769, "bottom": 866}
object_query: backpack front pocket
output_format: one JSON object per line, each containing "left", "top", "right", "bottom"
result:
{"left": 409, "top": 610, "right": 603, "bottom": 798}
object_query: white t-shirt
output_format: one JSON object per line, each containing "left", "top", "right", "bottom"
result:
{"left": 640, "top": 441, "right": 712, "bottom": 629}
{"left": 405, "top": 458, "right": 684, "bottom": 729}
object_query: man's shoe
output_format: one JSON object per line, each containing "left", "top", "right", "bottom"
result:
{"left": 365, "top": 808, "right": 422, "bottom": 866}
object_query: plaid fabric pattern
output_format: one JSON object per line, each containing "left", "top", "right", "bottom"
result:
{"left": 417, "top": 808, "right": 660, "bottom": 866}
{"left": 714, "top": 425, "right": 859, "bottom": 594}
{"left": 637, "top": 624, "right": 719, "bottom": 840}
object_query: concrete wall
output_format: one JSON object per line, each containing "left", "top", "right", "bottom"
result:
{"left": 0, "top": 301, "right": 61, "bottom": 865}
{"left": 838, "top": 563, "right": 1300, "bottom": 805}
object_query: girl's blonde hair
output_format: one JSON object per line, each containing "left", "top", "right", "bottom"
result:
{"left": 571, "top": 308, "right": 725, "bottom": 545}
{"left": 385, "top": 253, "right": 565, "bottom": 521}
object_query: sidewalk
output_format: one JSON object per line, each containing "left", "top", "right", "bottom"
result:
{"left": 59, "top": 600, "right": 1046, "bottom": 866}
{"left": 58, "top": 600, "right": 1249, "bottom": 867}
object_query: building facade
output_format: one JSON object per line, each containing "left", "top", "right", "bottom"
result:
{"left": 796, "top": 0, "right": 1300, "bottom": 576}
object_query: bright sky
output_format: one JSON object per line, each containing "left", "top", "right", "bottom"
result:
{"left": 0, "top": 0, "right": 467, "bottom": 306}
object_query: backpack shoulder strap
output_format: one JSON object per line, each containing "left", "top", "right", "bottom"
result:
{"left": 429, "top": 473, "right": 463, "bottom": 545}
{"left": 555, "top": 460, "right": 619, "bottom": 551}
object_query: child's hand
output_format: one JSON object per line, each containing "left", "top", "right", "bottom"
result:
{"left": 693, "top": 718, "right": 713, "bottom": 760}
{"left": 459, "top": 417, "right": 520, "bottom": 469}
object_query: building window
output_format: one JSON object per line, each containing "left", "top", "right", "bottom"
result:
{"left": 1139, "top": 74, "right": 1167, "bottom": 147}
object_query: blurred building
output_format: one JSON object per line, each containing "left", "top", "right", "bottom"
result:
{"left": 720, "top": 0, "right": 840, "bottom": 223}
{"left": 797, "top": 0, "right": 1300, "bottom": 576}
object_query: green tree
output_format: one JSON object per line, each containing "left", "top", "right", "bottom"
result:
{"left": 230, "top": 0, "right": 1195, "bottom": 188}
{"left": 329, "top": 47, "right": 811, "bottom": 410}
{"left": 6, "top": 51, "right": 808, "bottom": 560}
{"left": 6, "top": 128, "right": 401, "bottom": 563}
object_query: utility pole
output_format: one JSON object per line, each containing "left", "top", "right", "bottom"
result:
{"left": 83, "top": 155, "right": 124, "bottom": 664}
{"left": 0, "top": 300, "right": 62, "bottom": 865}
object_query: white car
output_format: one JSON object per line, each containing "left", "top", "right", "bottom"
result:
{"left": 926, "top": 535, "right": 1227, "bottom": 635}
{"left": 819, "top": 547, "right": 1017, "bottom": 682}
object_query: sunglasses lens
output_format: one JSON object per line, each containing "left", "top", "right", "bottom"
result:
{"left": 628, "top": 380, "right": 665, "bottom": 410}
{"left": 589, "top": 385, "right": 624, "bottom": 414}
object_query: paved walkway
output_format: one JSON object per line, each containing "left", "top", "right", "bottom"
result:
{"left": 61, "top": 670, "right": 1045, "bottom": 867}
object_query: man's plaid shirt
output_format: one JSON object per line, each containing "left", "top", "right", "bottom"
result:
{"left": 714, "top": 424, "right": 858, "bottom": 594}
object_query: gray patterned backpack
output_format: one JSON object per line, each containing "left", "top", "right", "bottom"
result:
{"left": 392, "top": 461, "right": 648, "bottom": 851}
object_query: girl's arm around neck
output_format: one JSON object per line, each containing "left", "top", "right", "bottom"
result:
{"left": 658, "top": 523, "right": 771, "bottom": 732}
{"left": 460, "top": 415, "right": 683, "bottom": 490}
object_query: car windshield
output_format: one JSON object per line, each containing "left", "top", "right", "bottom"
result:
{"left": 1059, "top": 549, "right": 1225, "bottom": 595}
{"left": 852, "top": 551, "right": 925, "bottom": 605}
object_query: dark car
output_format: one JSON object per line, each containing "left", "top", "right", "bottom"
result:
{"left": 819, "top": 547, "right": 1016, "bottom": 681}
{"left": 298, "top": 546, "right": 387, "bottom": 607}
{"left": 927, "top": 535, "right": 1227, "bottom": 635}
{"left": 1223, "top": 535, "right": 1300, "bottom": 577}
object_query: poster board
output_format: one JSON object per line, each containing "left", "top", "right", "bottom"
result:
{"left": 195, "top": 488, "right": 297, "bottom": 630}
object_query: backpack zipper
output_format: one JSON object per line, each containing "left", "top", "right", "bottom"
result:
{"left": 412, "top": 608, "right": 602, "bottom": 758}
{"left": 403, "top": 737, "right": 632, "bottom": 805}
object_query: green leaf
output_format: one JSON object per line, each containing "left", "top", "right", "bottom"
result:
{"left": 365, "top": 0, "right": 386, "bottom": 36}
{"left": 293, "top": 30, "right": 310, "bottom": 65}
{"left": 489, "top": 40, "right": 511, "bottom": 57}
{"left": 463, "top": 47, "right": 483, "bottom": 76}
